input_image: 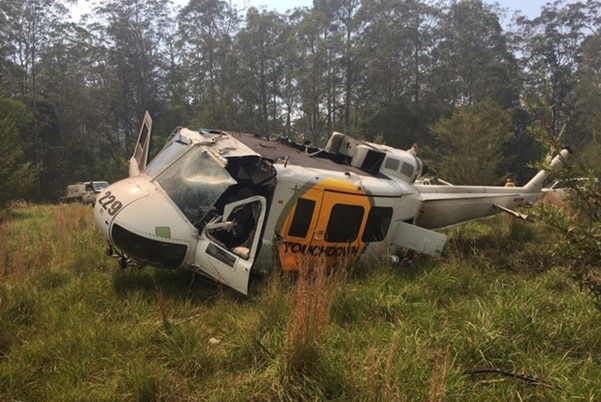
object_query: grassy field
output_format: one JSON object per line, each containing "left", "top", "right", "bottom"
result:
{"left": 1, "top": 203, "right": 600, "bottom": 401}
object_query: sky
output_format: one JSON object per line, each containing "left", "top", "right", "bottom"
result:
{"left": 234, "top": 0, "right": 581, "bottom": 18}
{"left": 487, "top": 0, "right": 581, "bottom": 19}
{"left": 202, "top": 0, "right": 583, "bottom": 18}
{"left": 70, "top": 0, "right": 583, "bottom": 21}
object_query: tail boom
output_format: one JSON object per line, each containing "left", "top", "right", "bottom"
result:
{"left": 414, "top": 148, "right": 571, "bottom": 229}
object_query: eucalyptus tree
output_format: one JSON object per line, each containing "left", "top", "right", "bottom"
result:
{"left": 0, "top": 96, "right": 38, "bottom": 210}
{"left": 335, "top": 0, "right": 361, "bottom": 134}
{"left": 275, "top": 11, "right": 306, "bottom": 137}
{"left": 0, "top": 0, "right": 73, "bottom": 99}
{"left": 356, "top": 0, "right": 438, "bottom": 107}
{"left": 177, "top": 0, "right": 241, "bottom": 128}
{"left": 431, "top": 0, "right": 519, "bottom": 109}
{"left": 0, "top": 0, "right": 77, "bottom": 199}
{"left": 235, "top": 7, "right": 289, "bottom": 135}
{"left": 574, "top": 31, "right": 601, "bottom": 150}
{"left": 570, "top": 23, "right": 601, "bottom": 172}
{"left": 513, "top": 1, "right": 597, "bottom": 147}
{"left": 355, "top": 0, "right": 440, "bottom": 146}
{"left": 37, "top": 20, "right": 138, "bottom": 191}
{"left": 93, "top": 0, "right": 175, "bottom": 155}
{"left": 294, "top": 1, "right": 345, "bottom": 145}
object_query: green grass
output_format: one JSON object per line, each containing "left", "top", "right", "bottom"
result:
{"left": 1, "top": 203, "right": 600, "bottom": 400}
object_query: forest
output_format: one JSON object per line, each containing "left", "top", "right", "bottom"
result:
{"left": 1, "top": 0, "right": 601, "bottom": 207}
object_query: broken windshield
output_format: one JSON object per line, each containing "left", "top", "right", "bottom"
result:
{"left": 145, "top": 134, "right": 191, "bottom": 178}
{"left": 156, "top": 145, "right": 236, "bottom": 225}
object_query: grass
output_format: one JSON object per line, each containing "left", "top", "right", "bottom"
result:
{"left": 1, "top": 203, "right": 600, "bottom": 400}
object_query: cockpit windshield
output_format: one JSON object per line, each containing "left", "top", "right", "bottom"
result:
{"left": 156, "top": 145, "right": 236, "bottom": 225}
{"left": 145, "top": 134, "right": 191, "bottom": 178}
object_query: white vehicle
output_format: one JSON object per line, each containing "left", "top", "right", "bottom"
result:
{"left": 62, "top": 181, "right": 109, "bottom": 205}
{"left": 94, "top": 112, "right": 570, "bottom": 295}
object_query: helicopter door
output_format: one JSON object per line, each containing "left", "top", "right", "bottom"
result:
{"left": 195, "top": 196, "right": 266, "bottom": 295}
{"left": 309, "top": 191, "right": 369, "bottom": 262}
{"left": 129, "top": 111, "right": 152, "bottom": 177}
{"left": 277, "top": 190, "right": 369, "bottom": 270}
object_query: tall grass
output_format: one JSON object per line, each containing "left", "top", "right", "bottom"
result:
{"left": 1, "top": 203, "right": 601, "bottom": 400}
{"left": 284, "top": 261, "right": 331, "bottom": 376}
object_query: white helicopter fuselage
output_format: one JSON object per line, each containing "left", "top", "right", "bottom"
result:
{"left": 94, "top": 114, "right": 569, "bottom": 295}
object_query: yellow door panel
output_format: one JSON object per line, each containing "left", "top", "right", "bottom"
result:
{"left": 278, "top": 180, "right": 371, "bottom": 270}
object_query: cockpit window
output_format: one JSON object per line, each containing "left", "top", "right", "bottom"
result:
{"left": 156, "top": 145, "right": 236, "bottom": 225}
{"left": 145, "top": 134, "right": 190, "bottom": 178}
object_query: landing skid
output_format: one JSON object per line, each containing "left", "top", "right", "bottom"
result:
{"left": 105, "top": 243, "right": 145, "bottom": 269}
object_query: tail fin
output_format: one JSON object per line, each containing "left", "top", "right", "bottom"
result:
{"left": 129, "top": 111, "right": 153, "bottom": 177}
{"left": 523, "top": 148, "right": 571, "bottom": 191}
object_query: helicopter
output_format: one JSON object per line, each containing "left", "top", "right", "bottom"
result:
{"left": 94, "top": 112, "right": 570, "bottom": 295}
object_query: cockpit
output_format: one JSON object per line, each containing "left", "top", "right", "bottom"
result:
{"left": 152, "top": 143, "right": 236, "bottom": 226}
{"left": 143, "top": 131, "right": 276, "bottom": 231}
{"left": 95, "top": 125, "right": 277, "bottom": 294}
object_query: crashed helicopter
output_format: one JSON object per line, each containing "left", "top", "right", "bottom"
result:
{"left": 94, "top": 112, "right": 570, "bottom": 295}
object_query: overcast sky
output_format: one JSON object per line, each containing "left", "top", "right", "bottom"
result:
{"left": 71, "top": 0, "right": 583, "bottom": 22}
{"left": 486, "top": 0, "right": 581, "bottom": 18}
{"left": 219, "top": 0, "right": 583, "bottom": 18}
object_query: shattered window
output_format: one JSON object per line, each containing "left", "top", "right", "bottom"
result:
{"left": 157, "top": 146, "right": 236, "bottom": 224}
{"left": 146, "top": 137, "right": 190, "bottom": 178}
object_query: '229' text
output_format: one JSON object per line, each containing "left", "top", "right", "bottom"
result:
{"left": 98, "top": 191, "right": 123, "bottom": 216}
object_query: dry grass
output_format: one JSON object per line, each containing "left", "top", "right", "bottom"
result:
{"left": 429, "top": 347, "right": 451, "bottom": 402}
{"left": 0, "top": 203, "right": 93, "bottom": 279}
{"left": 284, "top": 259, "right": 332, "bottom": 375}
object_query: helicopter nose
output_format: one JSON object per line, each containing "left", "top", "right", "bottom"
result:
{"left": 94, "top": 176, "right": 195, "bottom": 269}
{"left": 94, "top": 177, "right": 150, "bottom": 238}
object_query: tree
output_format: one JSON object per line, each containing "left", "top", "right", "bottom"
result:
{"left": 294, "top": 5, "right": 339, "bottom": 145}
{"left": 431, "top": 0, "right": 519, "bottom": 108}
{"left": 0, "top": 0, "right": 74, "bottom": 199}
{"left": 534, "top": 105, "right": 601, "bottom": 306}
{"left": 0, "top": 96, "right": 38, "bottom": 211}
{"left": 235, "top": 7, "right": 288, "bottom": 135}
{"left": 429, "top": 101, "right": 513, "bottom": 184}
{"left": 513, "top": 1, "right": 596, "bottom": 148}
{"left": 93, "top": 0, "right": 175, "bottom": 155}
{"left": 356, "top": 0, "right": 440, "bottom": 109}
{"left": 572, "top": 32, "right": 601, "bottom": 151}
{"left": 177, "top": 0, "right": 240, "bottom": 128}
{"left": 359, "top": 99, "right": 422, "bottom": 148}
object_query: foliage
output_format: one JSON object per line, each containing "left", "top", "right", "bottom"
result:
{"left": 359, "top": 100, "right": 424, "bottom": 148}
{"left": 522, "top": 32, "right": 601, "bottom": 304}
{"left": 572, "top": 31, "right": 601, "bottom": 149}
{"left": 429, "top": 101, "right": 513, "bottom": 184}
{"left": 513, "top": 1, "right": 597, "bottom": 151}
{"left": 0, "top": 97, "right": 38, "bottom": 212}
{"left": 433, "top": 0, "right": 520, "bottom": 108}
{"left": 537, "top": 178, "right": 601, "bottom": 305}
{"left": 0, "top": 0, "right": 600, "bottom": 201}
{"left": 577, "top": 144, "right": 601, "bottom": 176}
